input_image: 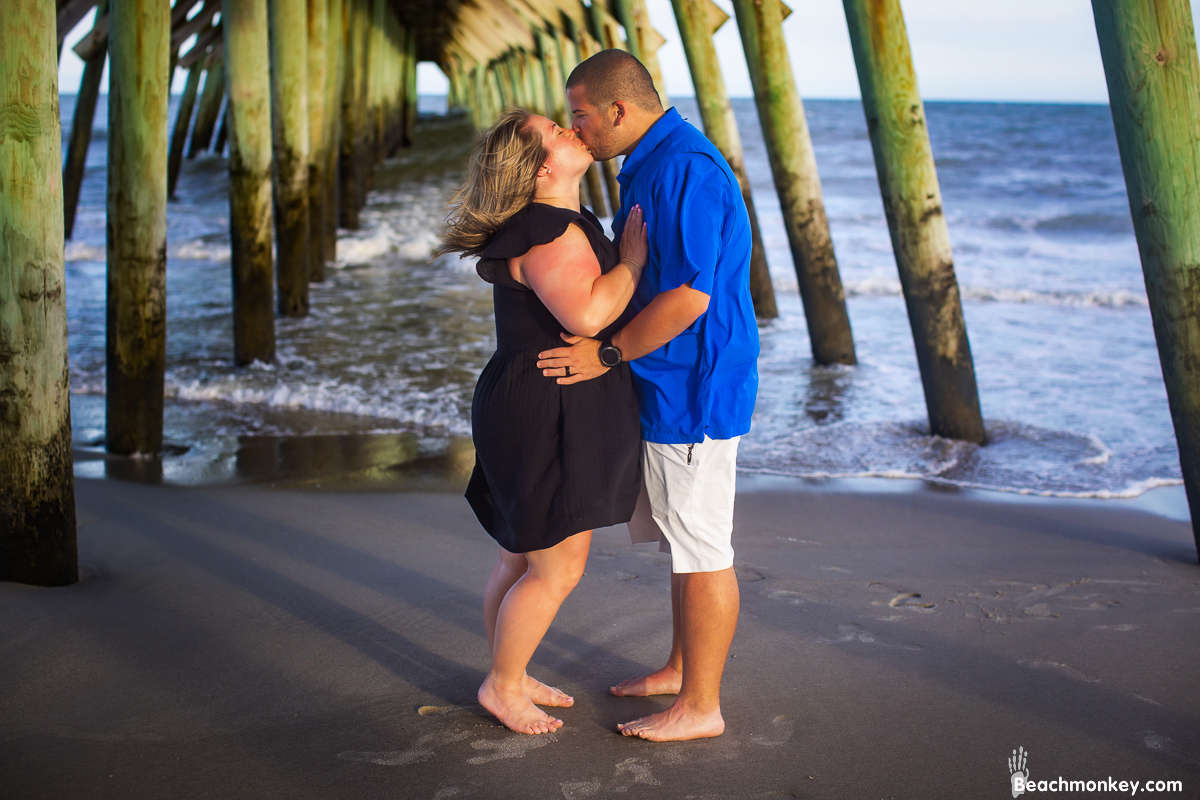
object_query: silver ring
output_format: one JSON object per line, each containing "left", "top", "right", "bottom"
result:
{"left": 565, "top": 366, "right": 572, "bottom": 377}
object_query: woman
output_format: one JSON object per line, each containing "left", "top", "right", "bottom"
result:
{"left": 439, "top": 108, "right": 648, "bottom": 735}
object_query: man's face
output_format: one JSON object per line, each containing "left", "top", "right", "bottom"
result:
{"left": 568, "top": 85, "right": 621, "bottom": 161}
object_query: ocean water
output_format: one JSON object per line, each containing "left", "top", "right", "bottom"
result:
{"left": 62, "top": 94, "right": 1181, "bottom": 497}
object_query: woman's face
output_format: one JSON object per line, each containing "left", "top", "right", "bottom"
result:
{"left": 526, "top": 115, "right": 593, "bottom": 180}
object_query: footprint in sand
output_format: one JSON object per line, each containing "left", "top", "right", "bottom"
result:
{"left": 613, "top": 757, "right": 661, "bottom": 788}
{"left": 432, "top": 788, "right": 473, "bottom": 799}
{"left": 736, "top": 566, "right": 766, "bottom": 582}
{"left": 818, "top": 623, "right": 921, "bottom": 650}
{"left": 467, "top": 733, "right": 555, "bottom": 764}
{"left": 560, "top": 758, "right": 660, "bottom": 798}
{"left": 1141, "top": 732, "right": 1200, "bottom": 766}
{"left": 748, "top": 715, "right": 796, "bottom": 748}
{"left": 1017, "top": 659, "right": 1100, "bottom": 684}
{"left": 338, "top": 730, "right": 472, "bottom": 766}
{"left": 560, "top": 779, "right": 603, "bottom": 799}
{"left": 868, "top": 583, "right": 935, "bottom": 612}
{"left": 418, "top": 704, "right": 472, "bottom": 717}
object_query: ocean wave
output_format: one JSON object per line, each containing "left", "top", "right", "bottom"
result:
{"left": 163, "top": 374, "right": 471, "bottom": 435}
{"left": 770, "top": 274, "right": 1148, "bottom": 307}
{"left": 170, "top": 240, "right": 232, "bottom": 261}
{"left": 1034, "top": 212, "right": 1133, "bottom": 236}
{"left": 739, "top": 466, "right": 1181, "bottom": 500}
{"left": 64, "top": 242, "right": 105, "bottom": 262}
{"left": 738, "top": 419, "right": 1180, "bottom": 498}
{"left": 334, "top": 221, "right": 443, "bottom": 266}
{"left": 67, "top": 239, "right": 236, "bottom": 262}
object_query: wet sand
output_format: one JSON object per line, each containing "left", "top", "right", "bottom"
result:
{"left": 2, "top": 474, "right": 1198, "bottom": 798}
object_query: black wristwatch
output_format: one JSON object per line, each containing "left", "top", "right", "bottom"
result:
{"left": 598, "top": 337, "right": 623, "bottom": 368}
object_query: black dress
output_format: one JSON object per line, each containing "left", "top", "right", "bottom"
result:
{"left": 466, "top": 203, "right": 641, "bottom": 553}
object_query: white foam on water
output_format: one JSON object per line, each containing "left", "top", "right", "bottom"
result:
{"left": 334, "top": 221, "right": 443, "bottom": 266}
{"left": 170, "top": 240, "right": 232, "bottom": 261}
{"left": 737, "top": 419, "right": 1180, "bottom": 499}
{"left": 163, "top": 373, "right": 471, "bottom": 436}
{"left": 64, "top": 242, "right": 105, "bottom": 262}
{"left": 739, "top": 466, "right": 1182, "bottom": 500}
{"left": 771, "top": 275, "right": 1149, "bottom": 308}
{"left": 336, "top": 226, "right": 397, "bottom": 265}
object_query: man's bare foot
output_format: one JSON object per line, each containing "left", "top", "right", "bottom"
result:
{"left": 610, "top": 665, "right": 683, "bottom": 697}
{"left": 617, "top": 700, "right": 724, "bottom": 742}
{"left": 478, "top": 676, "right": 563, "bottom": 735}
{"left": 523, "top": 674, "right": 573, "bottom": 707}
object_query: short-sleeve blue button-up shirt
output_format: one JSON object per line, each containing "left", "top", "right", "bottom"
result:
{"left": 612, "top": 108, "right": 759, "bottom": 444}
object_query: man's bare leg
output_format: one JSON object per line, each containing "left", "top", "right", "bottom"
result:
{"left": 611, "top": 572, "right": 684, "bottom": 696}
{"left": 484, "top": 551, "right": 574, "bottom": 707}
{"left": 618, "top": 566, "right": 739, "bottom": 741}
{"left": 478, "top": 531, "right": 591, "bottom": 734}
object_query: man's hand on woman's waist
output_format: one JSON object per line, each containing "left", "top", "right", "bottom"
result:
{"left": 536, "top": 284, "right": 710, "bottom": 386}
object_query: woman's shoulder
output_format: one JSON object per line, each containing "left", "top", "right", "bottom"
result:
{"left": 480, "top": 203, "right": 598, "bottom": 261}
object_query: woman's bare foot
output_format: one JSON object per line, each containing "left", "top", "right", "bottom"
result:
{"left": 617, "top": 700, "right": 724, "bottom": 741}
{"left": 478, "top": 676, "right": 563, "bottom": 734}
{"left": 523, "top": 674, "right": 574, "bottom": 707}
{"left": 610, "top": 665, "right": 683, "bottom": 697}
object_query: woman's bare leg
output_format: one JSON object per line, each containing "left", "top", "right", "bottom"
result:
{"left": 484, "top": 549, "right": 526, "bottom": 648}
{"left": 478, "top": 531, "right": 592, "bottom": 734}
{"left": 483, "top": 549, "right": 573, "bottom": 707}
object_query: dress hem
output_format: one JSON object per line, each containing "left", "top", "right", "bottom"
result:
{"left": 469, "top": 496, "right": 638, "bottom": 555}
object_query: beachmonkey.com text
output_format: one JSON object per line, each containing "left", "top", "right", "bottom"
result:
{"left": 1015, "top": 776, "right": 1184, "bottom": 795}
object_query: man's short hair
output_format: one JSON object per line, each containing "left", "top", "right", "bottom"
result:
{"left": 566, "top": 49, "right": 663, "bottom": 112}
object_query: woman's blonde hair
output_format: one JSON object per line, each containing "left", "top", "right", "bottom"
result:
{"left": 438, "top": 107, "right": 548, "bottom": 260}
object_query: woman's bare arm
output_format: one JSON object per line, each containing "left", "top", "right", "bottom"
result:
{"left": 511, "top": 207, "right": 648, "bottom": 338}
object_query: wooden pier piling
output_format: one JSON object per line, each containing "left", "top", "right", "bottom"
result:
{"left": 1, "top": 0, "right": 78, "bottom": 586}
{"left": 671, "top": 0, "right": 778, "bottom": 319}
{"left": 322, "top": 0, "right": 346, "bottom": 264}
{"left": 307, "top": 0, "right": 331, "bottom": 281}
{"left": 270, "top": 0, "right": 312, "bottom": 317}
{"left": 402, "top": 27, "right": 417, "bottom": 147}
{"left": 224, "top": 0, "right": 276, "bottom": 365}
{"left": 732, "top": 0, "right": 856, "bottom": 363}
{"left": 106, "top": 0, "right": 170, "bottom": 456}
{"left": 62, "top": 2, "right": 108, "bottom": 240}
{"left": 612, "top": 0, "right": 669, "bottom": 108}
{"left": 338, "top": 0, "right": 368, "bottom": 229}
{"left": 1092, "top": 0, "right": 1200, "bottom": 557}
{"left": 188, "top": 55, "right": 225, "bottom": 158}
{"left": 538, "top": 29, "right": 567, "bottom": 127}
{"left": 843, "top": 0, "right": 985, "bottom": 444}
{"left": 168, "top": 60, "right": 204, "bottom": 199}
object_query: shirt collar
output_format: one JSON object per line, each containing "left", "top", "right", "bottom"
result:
{"left": 616, "top": 107, "right": 685, "bottom": 188}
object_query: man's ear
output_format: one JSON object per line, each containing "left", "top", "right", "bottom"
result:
{"left": 610, "top": 100, "right": 628, "bottom": 127}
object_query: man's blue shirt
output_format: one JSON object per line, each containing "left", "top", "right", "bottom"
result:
{"left": 612, "top": 107, "right": 759, "bottom": 445}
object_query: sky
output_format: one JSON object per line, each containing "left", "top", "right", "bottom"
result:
{"left": 58, "top": 0, "right": 1200, "bottom": 104}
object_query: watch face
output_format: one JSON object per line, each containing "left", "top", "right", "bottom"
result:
{"left": 600, "top": 346, "right": 620, "bottom": 367}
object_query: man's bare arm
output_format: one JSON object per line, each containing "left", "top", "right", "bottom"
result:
{"left": 536, "top": 284, "right": 710, "bottom": 384}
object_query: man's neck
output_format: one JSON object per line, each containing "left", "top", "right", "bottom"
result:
{"left": 619, "top": 108, "right": 668, "bottom": 158}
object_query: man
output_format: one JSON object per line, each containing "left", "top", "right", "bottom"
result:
{"left": 536, "top": 49, "right": 759, "bottom": 742}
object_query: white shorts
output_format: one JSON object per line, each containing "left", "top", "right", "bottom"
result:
{"left": 627, "top": 435, "right": 739, "bottom": 573}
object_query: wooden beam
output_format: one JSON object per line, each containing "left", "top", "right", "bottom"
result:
{"left": 170, "top": 0, "right": 219, "bottom": 49}
{"left": 72, "top": 12, "right": 108, "bottom": 60}
{"left": 178, "top": 22, "right": 222, "bottom": 68}
{"left": 56, "top": 0, "right": 99, "bottom": 46}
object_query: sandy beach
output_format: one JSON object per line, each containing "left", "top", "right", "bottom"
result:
{"left": 2, "top": 472, "right": 1198, "bottom": 799}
